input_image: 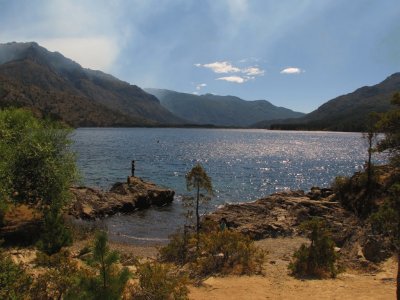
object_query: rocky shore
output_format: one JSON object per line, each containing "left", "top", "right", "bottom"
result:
{"left": 205, "top": 187, "right": 392, "bottom": 267}
{"left": 69, "top": 176, "right": 175, "bottom": 219}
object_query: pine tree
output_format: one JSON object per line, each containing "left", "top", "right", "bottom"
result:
{"left": 185, "top": 163, "right": 213, "bottom": 249}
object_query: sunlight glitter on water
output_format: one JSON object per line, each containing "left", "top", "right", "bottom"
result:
{"left": 71, "top": 128, "right": 387, "bottom": 244}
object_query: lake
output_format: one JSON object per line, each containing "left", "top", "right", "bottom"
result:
{"left": 71, "top": 128, "right": 385, "bottom": 244}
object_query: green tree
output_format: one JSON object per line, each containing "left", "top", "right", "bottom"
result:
{"left": 363, "top": 113, "right": 379, "bottom": 193}
{"left": 373, "top": 93, "right": 400, "bottom": 299}
{"left": 289, "top": 218, "right": 338, "bottom": 278}
{"left": 69, "top": 231, "right": 130, "bottom": 300}
{"left": 370, "top": 184, "right": 400, "bottom": 300}
{"left": 185, "top": 163, "right": 213, "bottom": 248}
{"left": 0, "top": 108, "right": 78, "bottom": 250}
{"left": 376, "top": 92, "right": 400, "bottom": 165}
{"left": 37, "top": 204, "right": 73, "bottom": 255}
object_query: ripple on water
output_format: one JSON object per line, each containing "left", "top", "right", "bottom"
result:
{"left": 71, "top": 128, "right": 387, "bottom": 244}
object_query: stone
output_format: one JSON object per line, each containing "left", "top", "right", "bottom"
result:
{"left": 68, "top": 176, "right": 175, "bottom": 219}
{"left": 204, "top": 188, "right": 393, "bottom": 267}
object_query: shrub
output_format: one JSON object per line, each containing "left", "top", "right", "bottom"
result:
{"left": 37, "top": 206, "right": 72, "bottom": 255}
{"left": 289, "top": 218, "right": 339, "bottom": 278}
{"left": 132, "top": 261, "right": 189, "bottom": 300}
{"left": 331, "top": 176, "right": 352, "bottom": 200}
{"left": 160, "top": 227, "right": 265, "bottom": 278}
{"left": 68, "top": 231, "right": 131, "bottom": 300}
{"left": 159, "top": 229, "right": 192, "bottom": 265}
{"left": 0, "top": 251, "right": 31, "bottom": 300}
{"left": 31, "top": 250, "right": 81, "bottom": 299}
{"left": 194, "top": 230, "right": 265, "bottom": 277}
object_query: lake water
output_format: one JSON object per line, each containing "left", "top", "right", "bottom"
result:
{"left": 71, "top": 128, "right": 385, "bottom": 245}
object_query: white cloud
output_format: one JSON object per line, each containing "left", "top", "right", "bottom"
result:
{"left": 196, "top": 83, "right": 207, "bottom": 90}
{"left": 242, "top": 67, "right": 264, "bottom": 76}
{"left": 196, "top": 60, "right": 265, "bottom": 83}
{"left": 199, "top": 61, "right": 241, "bottom": 73}
{"left": 217, "top": 76, "right": 246, "bottom": 83}
{"left": 280, "top": 67, "right": 303, "bottom": 74}
{"left": 37, "top": 37, "right": 119, "bottom": 71}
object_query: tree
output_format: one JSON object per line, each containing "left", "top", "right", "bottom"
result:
{"left": 185, "top": 163, "right": 213, "bottom": 248}
{"left": 0, "top": 108, "right": 78, "bottom": 249}
{"left": 363, "top": 113, "right": 379, "bottom": 192}
{"left": 370, "top": 184, "right": 400, "bottom": 300}
{"left": 289, "top": 218, "right": 338, "bottom": 278}
{"left": 376, "top": 92, "right": 400, "bottom": 165}
{"left": 69, "top": 231, "right": 130, "bottom": 300}
{"left": 373, "top": 92, "right": 400, "bottom": 299}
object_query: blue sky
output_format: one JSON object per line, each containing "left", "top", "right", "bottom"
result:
{"left": 0, "top": 0, "right": 399, "bottom": 113}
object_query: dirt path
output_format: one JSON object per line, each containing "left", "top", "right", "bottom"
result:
{"left": 189, "top": 237, "right": 396, "bottom": 300}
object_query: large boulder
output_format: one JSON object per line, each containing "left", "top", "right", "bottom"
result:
{"left": 69, "top": 176, "right": 174, "bottom": 219}
{"left": 205, "top": 190, "right": 358, "bottom": 245}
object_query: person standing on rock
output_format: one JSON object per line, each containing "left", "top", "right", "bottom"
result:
{"left": 131, "top": 160, "right": 135, "bottom": 177}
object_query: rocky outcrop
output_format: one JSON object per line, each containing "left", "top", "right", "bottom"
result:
{"left": 206, "top": 189, "right": 358, "bottom": 245}
{"left": 69, "top": 176, "right": 174, "bottom": 219}
{"left": 205, "top": 188, "right": 392, "bottom": 266}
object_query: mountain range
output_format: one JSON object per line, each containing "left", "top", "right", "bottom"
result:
{"left": 0, "top": 42, "right": 183, "bottom": 126}
{"left": 0, "top": 42, "right": 399, "bottom": 131}
{"left": 253, "top": 73, "right": 400, "bottom": 131}
{"left": 145, "top": 88, "right": 304, "bottom": 127}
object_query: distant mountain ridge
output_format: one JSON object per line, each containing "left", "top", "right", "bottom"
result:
{"left": 253, "top": 73, "right": 400, "bottom": 131}
{"left": 145, "top": 88, "right": 304, "bottom": 127}
{"left": 0, "top": 42, "right": 184, "bottom": 126}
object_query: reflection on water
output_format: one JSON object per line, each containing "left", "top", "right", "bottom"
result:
{"left": 71, "top": 128, "right": 386, "bottom": 244}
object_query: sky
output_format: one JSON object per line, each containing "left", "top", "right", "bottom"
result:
{"left": 0, "top": 0, "right": 399, "bottom": 113}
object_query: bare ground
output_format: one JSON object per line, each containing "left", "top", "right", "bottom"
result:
{"left": 188, "top": 237, "right": 396, "bottom": 300}
{"left": 6, "top": 235, "right": 396, "bottom": 300}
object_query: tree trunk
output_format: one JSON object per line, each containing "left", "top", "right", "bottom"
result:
{"left": 397, "top": 251, "right": 400, "bottom": 300}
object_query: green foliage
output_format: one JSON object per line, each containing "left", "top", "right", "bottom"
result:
{"left": 0, "top": 108, "right": 78, "bottom": 208}
{"left": 289, "top": 218, "right": 339, "bottom": 278}
{"left": 159, "top": 229, "right": 189, "bottom": 265}
{"left": 377, "top": 92, "right": 400, "bottom": 166}
{"left": 160, "top": 227, "right": 265, "bottom": 278}
{"left": 185, "top": 163, "right": 213, "bottom": 248}
{"left": 186, "top": 163, "right": 213, "bottom": 195}
{"left": 0, "top": 250, "right": 31, "bottom": 300}
{"left": 37, "top": 206, "right": 72, "bottom": 255}
{"left": 370, "top": 183, "right": 400, "bottom": 249}
{"left": 132, "top": 261, "right": 189, "bottom": 300}
{"left": 332, "top": 176, "right": 351, "bottom": 195}
{"left": 332, "top": 171, "right": 380, "bottom": 217}
{"left": 194, "top": 230, "right": 265, "bottom": 277}
{"left": 69, "top": 231, "right": 131, "bottom": 300}
{"left": 0, "top": 108, "right": 78, "bottom": 250}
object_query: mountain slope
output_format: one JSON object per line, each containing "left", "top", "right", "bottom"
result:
{"left": 0, "top": 42, "right": 183, "bottom": 126}
{"left": 253, "top": 73, "right": 400, "bottom": 131}
{"left": 146, "top": 88, "right": 304, "bottom": 127}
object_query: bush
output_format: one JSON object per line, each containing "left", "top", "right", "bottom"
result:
{"left": 68, "top": 231, "right": 131, "bottom": 300}
{"left": 332, "top": 176, "right": 351, "bottom": 195}
{"left": 159, "top": 229, "right": 191, "bottom": 265}
{"left": 160, "top": 227, "right": 265, "bottom": 278}
{"left": 132, "top": 261, "right": 189, "bottom": 300}
{"left": 0, "top": 251, "right": 31, "bottom": 300}
{"left": 194, "top": 230, "right": 265, "bottom": 277}
{"left": 289, "top": 218, "right": 339, "bottom": 278}
{"left": 37, "top": 206, "right": 72, "bottom": 255}
{"left": 31, "top": 250, "right": 81, "bottom": 299}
